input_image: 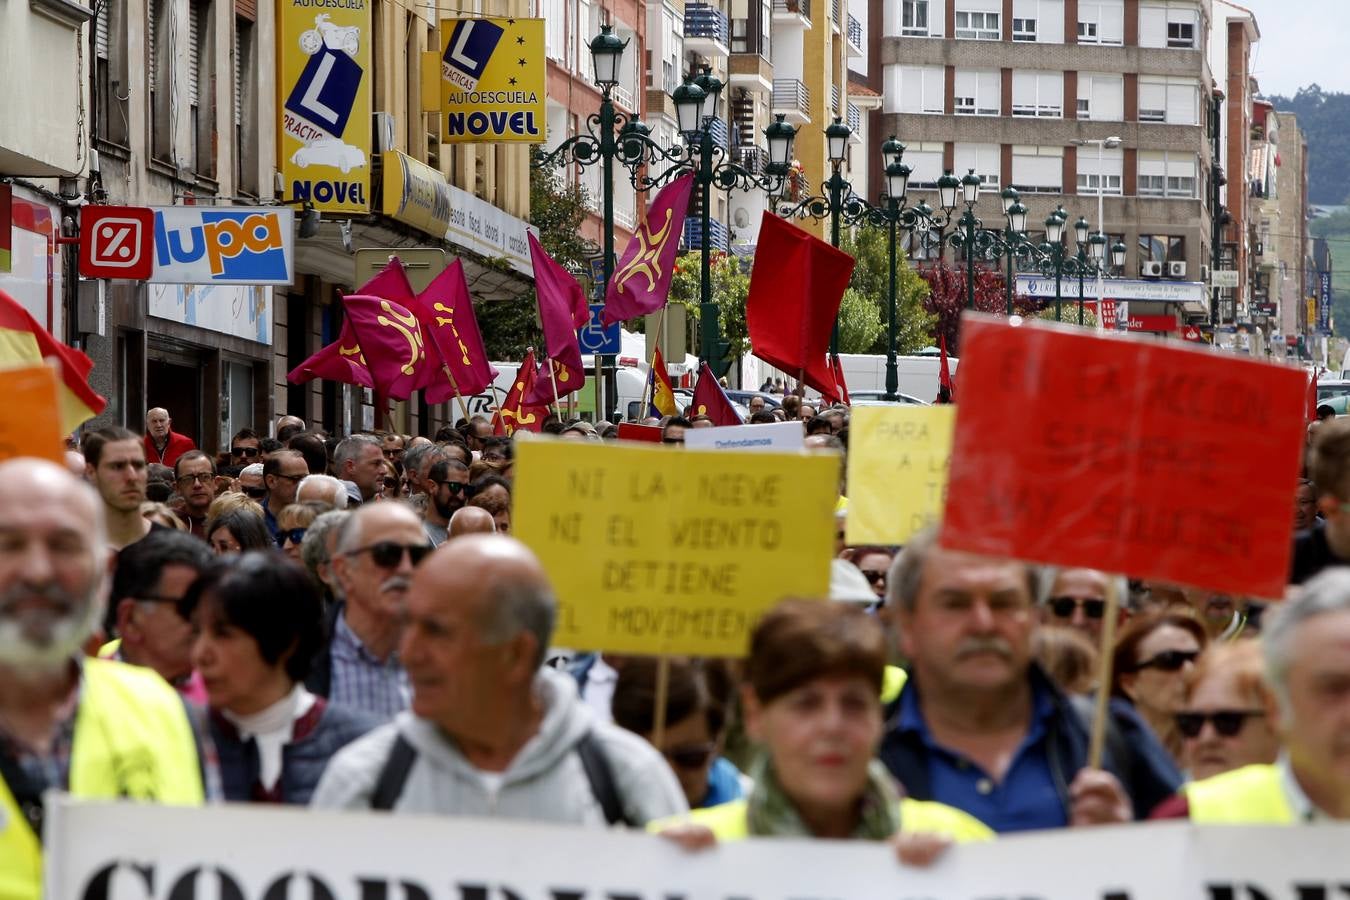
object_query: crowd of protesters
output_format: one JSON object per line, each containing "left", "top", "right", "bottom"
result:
{"left": 3, "top": 395, "right": 1349, "bottom": 898}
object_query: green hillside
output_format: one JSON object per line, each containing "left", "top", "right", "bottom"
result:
{"left": 1267, "top": 85, "right": 1350, "bottom": 206}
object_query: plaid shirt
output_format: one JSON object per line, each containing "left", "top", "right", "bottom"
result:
{"left": 328, "top": 613, "right": 410, "bottom": 722}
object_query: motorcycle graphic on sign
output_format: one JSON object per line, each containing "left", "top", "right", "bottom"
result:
{"left": 299, "top": 15, "right": 360, "bottom": 55}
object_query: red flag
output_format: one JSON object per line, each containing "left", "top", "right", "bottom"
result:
{"left": 602, "top": 173, "right": 695, "bottom": 326}
{"left": 690, "top": 362, "right": 742, "bottom": 426}
{"left": 492, "top": 350, "right": 549, "bottom": 436}
{"left": 937, "top": 334, "right": 956, "bottom": 404}
{"left": 0, "top": 289, "right": 106, "bottom": 433}
{"left": 1308, "top": 370, "right": 1320, "bottom": 423}
{"left": 286, "top": 316, "right": 374, "bottom": 389}
{"left": 746, "top": 213, "right": 855, "bottom": 398}
{"left": 357, "top": 257, "right": 417, "bottom": 305}
{"left": 415, "top": 259, "right": 499, "bottom": 401}
{"left": 828, "top": 354, "right": 851, "bottom": 406}
{"left": 525, "top": 231, "right": 588, "bottom": 405}
{"left": 342, "top": 294, "right": 431, "bottom": 401}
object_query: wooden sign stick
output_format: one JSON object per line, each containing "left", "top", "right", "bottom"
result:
{"left": 1087, "top": 575, "right": 1122, "bottom": 769}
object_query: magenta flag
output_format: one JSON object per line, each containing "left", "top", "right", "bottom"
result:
{"left": 341, "top": 294, "right": 432, "bottom": 401}
{"left": 286, "top": 317, "right": 373, "bottom": 388}
{"left": 690, "top": 362, "right": 742, "bottom": 426}
{"left": 524, "top": 355, "right": 587, "bottom": 406}
{"left": 357, "top": 257, "right": 417, "bottom": 304}
{"left": 526, "top": 231, "right": 588, "bottom": 404}
{"left": 414, "top": 259, "right": 499, "bottom": 402}
{"left": 602, "top": 173, "right": 695, "bottom": 326}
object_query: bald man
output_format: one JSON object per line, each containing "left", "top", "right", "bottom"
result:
{"left": 307, "top": 503, "right": 430, "bottom": 721}
{"left": 311, "top": 535, "right": 686, "bottom": 825}
{"left": 0, "top": 460, "right": 204, "bottom": 896}
{"left": 143, "top": 407, "right": 196, "bottom": 467}
{"left": 448, "top": 506, "right": 496, "bottom": 538}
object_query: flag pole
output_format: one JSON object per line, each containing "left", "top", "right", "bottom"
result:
{"left": 442, "top": 365, "right": 470, "bottom": 424}
{"left": 1087, "top": 576, "right": 1122, "bottom": 769}
{"left": 547, "top": 358, "right": 564, "bottom": 420}
{"left": 651, "top": 657, "right": 671, "bottom": 750}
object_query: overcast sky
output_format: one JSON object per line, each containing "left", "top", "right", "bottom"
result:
{"left": 1235, "top": 0, "right": 1350, "bottom": 98}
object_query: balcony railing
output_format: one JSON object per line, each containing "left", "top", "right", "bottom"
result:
{"left": 684, "top": 217, "right": 731, "bottom": 251}
{"left": 773, "top": 0, "right": 810, "bottom": 19}
{"left": 831, "top": 0, "right": 840, "bottom": 26}
{"left": 772, "top": 77, "right": 810, "bottom": 118}
{"left": 705, "top": 117, "right": 731, "bottom": 149}
{"left": 611, "top": 84, "right": 635, "bottom": 112}
{"left": 684, "top": 4, "right": 729, "bottom": 45}
{"left": 737, "top": 145, "right": 766, "bottom": 174}
{"left": 847, "top": 102, "right": 860, "bottom": 134}
{"left": 847, "top": 13, "right": 862, "bottom": 49}
{"left": 830, "top": 84, "right": 840, "bottom": 113}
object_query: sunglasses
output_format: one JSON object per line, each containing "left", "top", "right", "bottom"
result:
{"left": 434, "top": 480, "right": 468, "bottom": 495}
{"left": 1048, "top": 595, "right": 1107, "bottom": 620}
{"left": 860, "top": 569, "right": 887, "bottom": 586}
{"left": 231, "top": 446, "right": 260, "bottom": 458}
{"left": 347, "top": 541, "right": 433, "bottom": 568}
{"left": 1175, "top": 709, "right": 1266, "bottom": 739}
{"left": 242, "top": 486, "right": 268, "bottom": 500}
{"left": 276, "top": 528, "right": 307, "bottom": 547}
{"left": 664, "top": 742, "right": 716, "bottom": 770}
{"left": 1130, "top": 649, "right": 1200, "bottom": 673}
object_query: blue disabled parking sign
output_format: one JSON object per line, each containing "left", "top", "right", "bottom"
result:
{"left": 577, "top": 304, "right": 620, "bottom": 355}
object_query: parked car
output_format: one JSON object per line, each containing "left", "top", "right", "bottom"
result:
{"left": 724, "top": 389, "right": 781, "bottom": 410}
{"left": 1317, "top": 379, "right": 1350, "bottom": 403}
{"left": 847, "top": 389, "right": 931, "bottom": 406}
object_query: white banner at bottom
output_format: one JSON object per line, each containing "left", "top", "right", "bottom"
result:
{"left": 41, "top": 795, "right": 1350, "bottom": 900}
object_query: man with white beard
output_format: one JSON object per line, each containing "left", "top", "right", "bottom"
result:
{"left": 0, "top": 459, "right": 206, "bottom": 900}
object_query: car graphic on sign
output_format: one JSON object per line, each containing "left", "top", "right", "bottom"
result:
{"left": 290, "top": 138, "right": 367, "bottom": 174}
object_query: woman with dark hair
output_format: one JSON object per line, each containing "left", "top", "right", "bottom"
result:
{"left": 657, "top": 600, "right": 990, "bottom": 863}
{"left": 205, "top": 507, "right": 273, "bottom": 555}
{"left": 1112, "top": 612, "right": 1209, "bottom": 763}
{"left": 183, "top": 552, "right": 376, "bottom": 803}
{"left": 467, "top": 473, "right": 512, "bottom": 533}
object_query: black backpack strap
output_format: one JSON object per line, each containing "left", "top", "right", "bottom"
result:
{"left": 576, "top": 729, "right": 632, "bottom": 827}
{"left": 369, "top": 733, "right": 417, "bottom": 811}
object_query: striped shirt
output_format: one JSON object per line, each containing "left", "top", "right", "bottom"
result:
{"left": 328, "top": 613, "right": 410, "bottom": 722}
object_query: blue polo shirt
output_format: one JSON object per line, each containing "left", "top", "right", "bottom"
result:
{"left": 896, "top": 679, "right": 1067, "bottom": 832}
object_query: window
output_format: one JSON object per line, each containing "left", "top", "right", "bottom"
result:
{"left": 904, "top": 142, "right": 945, "bottom": 189}
{"left": 954, "top": 69, "right": 1000, "bottom": 116}
{"left": 148, "top": 0, "right": 172, "bottom": 163}
{"left": 1140, "top": 2, "right": 1200, "bottom": 49}
{"left": 234, "top": 17, "right": 257, "bottom": 195}
{"left": 1078, "top": 0, "right": 1123, "bottom": 45}
{"left": 1012, "top": 0, "right": 1064, "bottom": 42}
{"left": 188, "top": 0, "right": 215, "bottom": 179}
{"left": 1012, "top": 70, "right": 1063, "bottom": 118}
{"left": 889, "top": 65, "right": 944, "bottom": 115}
{"left": 545, "top": 0, "right": 565, "bottom": 61}
{"left": 1139, "top": 151, "right": 1197, "bottom": 198}
{"left": 901, "top": 0, "right": 930, "bottom": 35}
{"left": 94, "top": 0, "right": 129, "bottom": 147}
{"left": 1138, "top": 234, "right": 1185, "bottom": 262}
{"left": 955, "top": 0, "right": 1000, "bottom": 39}
{"left": 954, "top": 143, "right": 1001, "bottom": 190}
{"left": 1011, "top": 145, "right": 1063, "bottom": 193}
{"left": 1139, "top": 77, "right": 1199, "bottom": 125}
{"left": 1076, "top": 73, "right": 1123, "bottom": 121}
{"left": 1076, "top": 147, "right": 1123, "bottom": 195}
{"left": 1167, "top": 19, "right": 1194, "bottom": 47}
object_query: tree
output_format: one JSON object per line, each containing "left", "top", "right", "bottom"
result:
{"left": 475, "top": 155, "right": 598, "bottom": 360}
{"left": 838, "top": 223, "right": 934, "bottom": 354}
{"left": 837, "top": 288, "right": 883, "bottom": 353}
{"left": 1037, "top": 305, "right": 1099, "bottom": 328}
{"left": 920, "top": 262, "right": 1039, "bottom": 354}
{"left": 668, "top": 250, "right": 752, "bottom": 360}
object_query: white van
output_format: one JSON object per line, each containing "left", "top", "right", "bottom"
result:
{"left": 445, "top": 361, "right": 650, "bottom": 423}
{"left": 835, "top": 352, "right": 959, "bottom": 403}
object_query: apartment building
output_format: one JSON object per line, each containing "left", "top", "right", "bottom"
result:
{"left": 1210, "top": 0, "right": 1257, "bottom": 326}
{"left": 1249, "top": 102, "right": 1310, "bottom": 357}
{"left": 872, "top": 0, "right": 1230, "bottom": 331}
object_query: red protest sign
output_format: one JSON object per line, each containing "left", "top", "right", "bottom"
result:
{"left": 616, "top": 423, "right": 663, "bottom": 443}
{"left": 940, "top": 315, "right": 1306, "bottom": 599}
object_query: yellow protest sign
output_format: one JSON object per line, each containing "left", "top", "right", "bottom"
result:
{"left": 276, "top": 0, "right": 371, "bottom": 212}
{"left": 513, "top": 441, "right": 837, "bottom": 656}
{"left": 0, "top": 366, "right": 64, "bottom": 464}
{"left": 440, "top": 17, "right": 545, "bottom": 143}
{"left": 845, "top": 405, "right": 955, "bottom": 545}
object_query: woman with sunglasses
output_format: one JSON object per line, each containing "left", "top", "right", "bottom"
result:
{"left": 1111, "top": 612, "right": 1208, "bottom": 763}
{"left": 843, "top": 546, "right": 894, "bottom": 604}
{"left": 1175, "top": 641, "right": 1279, "bottom": 782}
{"left": 657, "top": 600, "right": 990, "bottom": 864}
{"left": 612, "top": 658, "right": 744, "bottom": 810}
{"left": 183, "top": 553, "right": 377, "bottom": 803}
{"left": 275, "top": 501, "right": 325, "bottom": 561}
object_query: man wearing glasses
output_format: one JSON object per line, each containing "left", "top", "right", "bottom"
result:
{"left": 423, "top": 457, "right": 470, "bottom": 548}
{"left": 104, "top": 530, "right": 214, "bottom": 704}
{"left": 309, "top": 504, "right": 431, "bottom": 721}
{"left": 260, "top": 450, "right": 310, "bottom": 542}
{"left": 1040, "top": 567, "right": 1121, "bottom": 643}
{"left": 228, "top": 428, "right": 263, "bottom": 467}
{"left": 172, "top": 451, "right": 217, "bottom": 539}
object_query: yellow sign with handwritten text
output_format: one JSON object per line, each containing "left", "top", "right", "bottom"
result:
{"left": 513, "top": 441, "right": 837, "bottom": 656}
{"left": 846, "top": 405, "right": 955, "bottom": 545}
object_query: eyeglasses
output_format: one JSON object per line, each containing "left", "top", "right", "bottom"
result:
{"left": 271, "top": 473, "right": 305, "bottom": 484}
{"left": 231, "top": 446, "right": 260, "bottom": 458}
{"left": 1129, "top": 649, "right": 1200, "bottom": 673}
{"left": 434, "top": 480, "right": 468, "bottom": 495}
{"left": 1048, "top": 595, "right": 1107, "bottom": 620}
{"left": 276, "top": 528, "right": 307, "bottom": 547}
{"left": 176, "top": 473, "right": 213, "bottom": 485}
{"left": 242, "top": 486, "right": 268, "bottom": 500}
{"left": 663, "top": 742, "right": 716, "bottom": 770}
{"left": 860, "top": 569, "right": 887, "bottom": 586}
{"left": 1175, "top": 709, "right": 1266, "bottom": 739}
{"left": 662, "top": 437, "right": 684, "bottom": 445}
{"left": 345, "top": 541, "right": 433, "bottom": 568}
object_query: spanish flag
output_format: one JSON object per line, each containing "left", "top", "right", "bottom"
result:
{"left": 0, "top": 289, "right": 106, "bottom": 433}
{"left": 648, "top": 347, "right": 677, "bottom": 418}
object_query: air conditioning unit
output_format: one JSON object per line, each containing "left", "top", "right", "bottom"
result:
{"left": 373, "top": 112, "right": 397, "bottom": 153}
{"left": 1168, "top": 261, "right": 1187, "bottom": 278}
{"left": 1141, "top": 261, "right": 1164, "bottom": 278}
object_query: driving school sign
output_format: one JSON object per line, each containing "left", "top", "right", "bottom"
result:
{"left": 277, "top": 0, "right": 371, "bottom": 212}
{"left": 440, "top": 17, "right": 545, "bottom": 143}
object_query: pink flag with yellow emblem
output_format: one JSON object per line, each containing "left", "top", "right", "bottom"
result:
{"left": 342, "top": 294, "right": 432, "bottom": 401}
{"left": 602, "top": 173, "right": 695, "bottom": 326}
{"left": 286, "top": 316, "right": 373, "bottom": 389}
{"left": 415, "top": 259, "right": 499, "bottom": 403}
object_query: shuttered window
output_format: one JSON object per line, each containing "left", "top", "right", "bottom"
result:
{"left": 188, "top": 0, "right": 200, "bottom": 106}
{"left": 96, "top": 0, "right": 110, "bottom": 59}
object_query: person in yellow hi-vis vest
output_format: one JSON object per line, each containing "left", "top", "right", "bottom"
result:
{"left": 0, "top": 458, "right": 205, "bottom": 900}
{"left": 653, "top": 601, "right": 991, "bottom": 867}
{"left": 1150, "top": 568, "right": 1350, "bottom": 823}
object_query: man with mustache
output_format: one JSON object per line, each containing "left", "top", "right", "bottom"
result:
{"left": 878, "top": 527, "right": 1180, "bottom": 832}
{"left": 0, "top": 459, "right": 205, "bottom": 899}
{"left": 307, "top": 503, "right": 429, "bottom": 722}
